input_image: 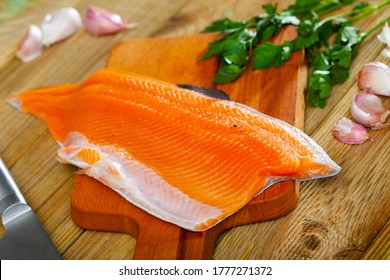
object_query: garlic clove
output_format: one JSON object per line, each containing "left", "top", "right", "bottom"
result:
{"left": 332, "top": 117, "right": 373, "bottom": 144}
{"left": 378, "top": 22, "right": 390, "bottom": 44}
{"left": 351, "top": 90, "right": 390, "bottom": 130}
{"left": 84, "top": 6, "right": 137, "bottom": 36}
{"left": 381, "top": 48, "right": 390, "bottom": 59}
{"left": 358, "top": 62, "right": 390, "bottom": 97}
{"left": 378, "top": 22, "right": 390, "bottom": 58}
{"left": 15, "top": 25, "right": 44, "bottom": 63}
{"left": 40, "top": 7, "right": 83, "bottom": 47}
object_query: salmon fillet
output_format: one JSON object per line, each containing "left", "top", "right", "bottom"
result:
{"left": 10, "top": 67, "right": 341, "bottom": 231}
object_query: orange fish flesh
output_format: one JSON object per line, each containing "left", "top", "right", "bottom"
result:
{"left": 10, "top": 67, "right": 341, "bottom": 231}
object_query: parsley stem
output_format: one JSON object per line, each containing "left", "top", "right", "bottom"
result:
{"left": 285, "top": 0, "right": 356, "bottom": 17}
{"left": 346, "top": 0, "right": 390, "bottom": 23}
{"left": 315, "top": 0, "right": 356, "bottom": 17}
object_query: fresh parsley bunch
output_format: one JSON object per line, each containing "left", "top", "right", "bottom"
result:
{"left": 200, "top": 0, "right": 390, "bottom": 108}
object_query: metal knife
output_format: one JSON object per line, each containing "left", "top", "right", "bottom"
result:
{"left": 0, "top": 157, "right": 61, "bottom": 260}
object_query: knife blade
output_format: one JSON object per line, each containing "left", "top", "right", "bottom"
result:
{"left": 0, "top": 157, "right": 61, "bottom": 260}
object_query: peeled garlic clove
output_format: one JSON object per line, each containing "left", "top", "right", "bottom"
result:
{"left": 378, "top": 22, "right": 390, "bottom": 58}
{"left": 40, "top": 7, "right": 82, "bottom": 47}
{"left": 84, "top": 6, "right": 137, "bottom": 36}
{"left": 332, "top": 117, "right": 373, "bottom": 145}
{"left": 358, "top": 62, "right": 390, "bottom": 97}
{"left": 378, "top": 22, "right": 390, "bottom": 44}
{"left": 351, "top": 90, "right": 390, "bottom": 130}
{"left": 382, "top": 48, "right": 390, "bottom": 59}
{"left": 15, "top": 25, "right": 44, "bottom": 63}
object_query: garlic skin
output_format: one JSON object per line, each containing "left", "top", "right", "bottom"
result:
{"left": 358, "top": 62, "right": 390, "bottom": 97}
{"left": 382, "top": 48, "right": 390, "bottom": 58}
{"left": 84, "top": 6, "right": 137, "bottom": 36}
{"left": 332, "top": 117, "right": 373, "bottom": 145}
{"left": 351, "top": 91, "right": 389, "bottom": 130}
{"left": 40, "top": 7, "right": 83, "bottom": 47}
{"left": 15, "top": 25, "right": 44, "bottom": 63}
{"left": 378, "top": 22, "right": 390, "bottom": 58}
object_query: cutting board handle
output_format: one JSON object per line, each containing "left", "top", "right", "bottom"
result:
{"left": 72, "top": 174, "right": 299, "bottom": 259}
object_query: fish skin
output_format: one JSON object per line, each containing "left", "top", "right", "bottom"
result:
{"left": 176, "top": 84, "right": 230, "bottom": 100}
{"left": 12, "top": 67, "right": 341, "bottom": 231}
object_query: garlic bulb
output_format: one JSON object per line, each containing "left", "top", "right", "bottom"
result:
{"left": 40, "top": 7, "right": 83, "bottom": 47}
{"left": 84, "top": 6, "right": 137, "bottom": 36}
{"left": 351, "top": 90, "right": 389, "bottom": 130}
{"left": 358, "top": 62, "right": 390, "bottom": 97}
{"left": 332, "top": 117, "right": 373, "bottom": 144}
{"left": 15, "top": 25, "right": 44, "bottom": 63}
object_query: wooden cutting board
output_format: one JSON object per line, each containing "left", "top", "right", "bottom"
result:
{"left": 70, "top": 26, "right": 307, "bottom": 259}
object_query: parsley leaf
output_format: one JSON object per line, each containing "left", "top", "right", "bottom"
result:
{"left": 277, "top": 41, "right": 294, "bottom": 66}
{"left": 213, "top": 64, "right": 245, "bottom": 84}
{"left": 315, "top": 17, "right": 345, "bottom": 47}
{"left": 307, "top": 70, "right": 331, "bottom": 108}
{"left": 260, "top": 24, "right": 279, "bottom": 42}
{"left": 199, "top": 39, "right": 226, "bottom": 61}
{"left": 262, "top": 4, "right": 277, "bottom": 15}
{"left": 253, "top": 41, "right": 294, "bottom": 69}
{"left": 335, "top": 25, "right": 361, "bottom": 46}
{"left": 253, "top": 43, "right": 280, "bottom": 69}
{"left": 202, "top": 18, "right": 247, "bottom": 33}
{"left": 295, "top": 27, "right": 319, "bottom": 49}
{"left": 329, "top": 65, "right": 350, "bottom": 85}
{"left": 330, "top": 45, "right": 352, "bottom": 68}
{"left": 309, "top": 52, "right": 330, "bottom": 70}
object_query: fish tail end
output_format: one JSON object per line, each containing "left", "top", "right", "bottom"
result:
{"left": 6, "top": 97, "right": 22, "bottom": 111}
{"left": 299, "top": 156, "right": 342, "bottom": 180}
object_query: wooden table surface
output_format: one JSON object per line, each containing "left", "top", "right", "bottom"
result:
{"left": 0, "top": 0, "right": 389, "bottom": 260}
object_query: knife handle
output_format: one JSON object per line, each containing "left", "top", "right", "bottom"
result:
{"left": 0, "top": 158, "right": 26, "bottom": 215}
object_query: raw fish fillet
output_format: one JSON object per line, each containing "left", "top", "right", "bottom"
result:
{"left": 10, "top": 68, "right": 341, "bottom": 231}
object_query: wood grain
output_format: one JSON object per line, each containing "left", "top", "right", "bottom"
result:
{"left": 0, "top": 0, "right": 389, "bottom": 260}
{"left": 362, "top": 220, "right": 390, "bottom": 260}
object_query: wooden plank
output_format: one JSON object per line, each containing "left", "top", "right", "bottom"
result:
{"left": 361, "top": 219, "right": 390, "bottom": 260}
{"left": 0, "top": 0, "right": 388, "bottom": 260}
